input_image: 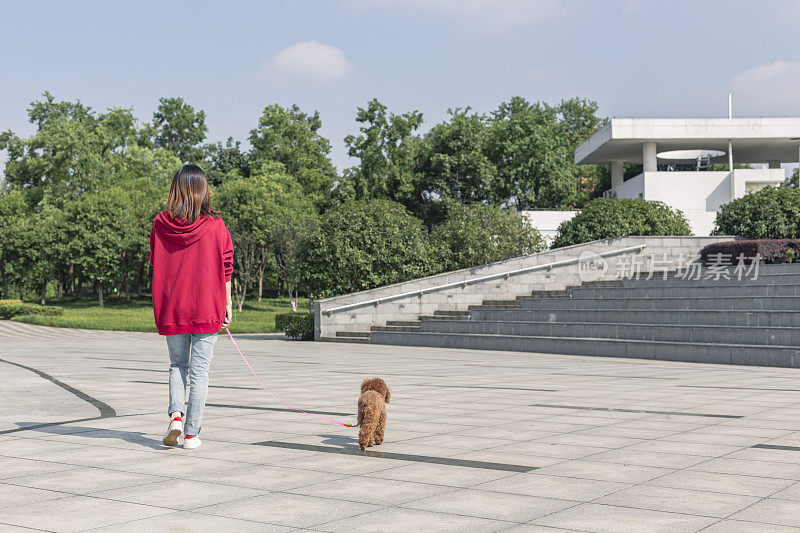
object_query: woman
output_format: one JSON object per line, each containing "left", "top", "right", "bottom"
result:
{"left": 150, "top": 164, "right": 233, "bottom": 449}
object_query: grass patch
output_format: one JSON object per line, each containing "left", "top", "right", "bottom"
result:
{"left": 10, "top": 296, "right": 308, "bottom": 333}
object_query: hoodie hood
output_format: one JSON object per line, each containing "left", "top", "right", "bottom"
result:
{"left": 153, "top": 211, "right": 213, "bottom": 248}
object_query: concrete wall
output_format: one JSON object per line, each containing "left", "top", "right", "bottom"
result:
{"left": 315, "top": 236, "right": 734, "bottom": 339}
{"left": 521, "top": 210, "right": 578, "bottom": 245}
{"left": 608, "top": 169, "right": 784, "bottom": 235}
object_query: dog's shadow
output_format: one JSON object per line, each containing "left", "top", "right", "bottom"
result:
{"left": 319, "top": 433, "right": 360, "bottom": 448}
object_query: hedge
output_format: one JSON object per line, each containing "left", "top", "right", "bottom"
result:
{"left": 552, "top": 198, "right": 691, "bottom": 248}
{"left": 275, "top": 312, "right": 314, "bottom": 340}
{"left": 700, "top": 239, "right": 800, "bottom": 265}
{"left": 0, "top": 302, "right": 64, "bottom": 319}
{"left": 712, "top": 186, "right": 800, "bottom": 239}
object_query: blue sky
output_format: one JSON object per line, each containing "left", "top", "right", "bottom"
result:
{"left": 3, "top": 0, "right": 800, "bottom": 173}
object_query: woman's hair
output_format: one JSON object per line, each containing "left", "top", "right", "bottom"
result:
{"left": 166, "top": 164, "right": 220, "bottom": 223}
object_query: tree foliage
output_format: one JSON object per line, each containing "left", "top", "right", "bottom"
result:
{"left": 552, "top": 198, "right": 692, "bottom": 248}
{"left": 337, "top": 99, "right": 425, "bottom": 208}
{"left": 430, "top": 203, "right": 545, "bottom": 271}
{"left": 249, "top": 104, "right": 336, "bottom": 207}
{"left": 713, "top": 186, "right": 800, "bottom": 239}
{"left": 152, "top": 97, "right": 208, "bottom": 163}
{"left": 298, "top": 200, "right": 434, "bottom": 298}
{"left": 215, "top": 161, "right": 317, "bottom": 310}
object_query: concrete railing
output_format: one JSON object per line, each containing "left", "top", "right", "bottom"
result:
{"left": 314, "top": 236, "right": 735, "bottom": 340}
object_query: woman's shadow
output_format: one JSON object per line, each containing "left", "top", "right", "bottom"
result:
{"left": 13, "top": 422, "right": 165, "bottom": 450}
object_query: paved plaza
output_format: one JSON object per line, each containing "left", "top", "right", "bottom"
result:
{"left": 3, "top": 321, "right": 800, "bottom": 532}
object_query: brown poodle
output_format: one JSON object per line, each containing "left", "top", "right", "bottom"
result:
{"left": 357, "top": 377, "right": 390, "bottom": 450}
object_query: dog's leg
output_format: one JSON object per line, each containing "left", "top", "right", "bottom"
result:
{"left": 359, "top": 423, "right": 375, "bottom": 449}
{"left": 359, "top": 404, "right": 377, "bottom": 450}
{"left": 374, "top": 411, "right": 386, "bottom": 445}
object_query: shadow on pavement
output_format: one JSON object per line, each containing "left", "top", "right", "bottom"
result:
{"left": 14, "top": 422, "right": 166, "bottom": 450}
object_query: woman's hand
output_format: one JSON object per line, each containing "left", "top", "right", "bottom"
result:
{"left": 223, "top": 302, "right": 233, "bottom": 327}
{"left": 223, "top": 280, "right": 233, "bottom": 327}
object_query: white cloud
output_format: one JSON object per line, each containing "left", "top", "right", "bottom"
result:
{"left": 349, "top": 0, "right": 558, "bottom": 29}
{"left": 729, "top": 61, "right": 800, "bottom": 115}
{"left": 267, "top": 41, "right": 353, "bottom": 81}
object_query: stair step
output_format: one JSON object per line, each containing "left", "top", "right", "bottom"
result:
{"left": 529, "top": 290, "right": 573, "bottom": 298}
{"left": 470, "top": 308, "right": 800, "bottom": 327}
{"left": 321, "top": 335, "right": 370, "bottom": 344}
{"left": 371, "top": 325, "right": 421, "bottom": 332}
{"left": 386, "top": 320, "right": 421, "bottom": 326}
{"left": 335, "top": 331, "right": 371, "bottom": 338}
{"left": 433, "top": 310, "right": 471, "bottom": 317}
{"left": 469, "top": 305, "right": 520, "bottom": 311}
{"left": 418, "top": 315, "right": 470, "bottom": 321}
{"left": 369, "top": 331, "right": 800, "bottom": 368}
{"left": 418, "top": 318, "right": 800, "bottom": 346}
{"left": 518, "top": 295, "right": 800, "bottom": 311}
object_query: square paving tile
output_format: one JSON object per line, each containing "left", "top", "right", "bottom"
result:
{"left": 404, "top": 488, "right": 577, "bottom": 522}
{"left": 531, "top": 502, "right": 718, "bottom": 532}
{"left": 315, "top": 506, "right": 512, "bottom": 532}
{"left": 648, "top": 470, "right": 795, "bottom": 497}
{"left": 475, "top": 472, "right": 628, "bottom": 501}
{"left": 0, "top": 494, "right": 171, "bottom": 532}
{"left": 89, "top": 478, "right": 268, "bottom": 509}
{"left": 290, "top": 476, "right": 454, "bottom": 505}
{"left": 198, "top": 492, "right": 380, "bottom": 528}
{"left": 595, "top": 485, "right": 759, "bottom": 518}
{"left": 90, "top": 510, "right": 294, "bottom": 532}
{"left": 728, "top": 497, "right": 800, "bottom": 527}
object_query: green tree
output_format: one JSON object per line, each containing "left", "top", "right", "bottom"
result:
{"left": 216, "top": 161, "right": 317, "bottom": 310}
{"left": 556, "top": 98, "right": 609, "bottom": 207}
{"left": 63, "top": 188, "right": 131, "bottom": 306}
{"left": 249, "top": 104, "right": 336, "bottom": 206}
{"left": 430, "top": 203, "right": 544, "bottom": 271}
{"left": 783, "top": 167, "right": 799, "bottom": 188}
{"left": 0, "top": 188, "right": 32, "bottom": 299}
{"left": 713, "top": 186, "right": 800, "bottom": 239}
{"left": 205, "top": 137, "right": 250, "bottom": 185}
{"left": 298, "top": 200, "right": 434, "bottom": 298}
{"left": 338, "top": 99, "right": 424, "bottom": 209}
{"left": 485, "top": 96, "right": 607, "bottom": 209}
{"left": 417, "top": 108, "right": 496, "bottom": 206}
{"left": 553, "top": 198, "right": 692, "bottom": 248}
{"left": 249, "top": 161, "right": 317, "bottom": 302}
{"left": 152, "top": 97, "right": 208, "bottom": 163}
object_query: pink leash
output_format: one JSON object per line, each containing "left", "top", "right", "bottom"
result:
{"left": 224, "top": 327, "right": 357, "bottom": 428}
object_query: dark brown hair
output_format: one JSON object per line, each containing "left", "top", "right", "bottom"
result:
{"left": 166, "top": 164, "right": 220, "bottom": 223}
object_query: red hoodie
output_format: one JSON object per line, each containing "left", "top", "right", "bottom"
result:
{"left": 149, "top": 211, "right": 234, "bottom": 335}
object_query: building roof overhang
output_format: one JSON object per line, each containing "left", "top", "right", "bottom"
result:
{"left": 575, "top": 118, "right": 800, "bottom": 165}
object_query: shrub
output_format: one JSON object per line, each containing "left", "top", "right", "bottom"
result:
{"left": 552, "top": 198, "right": 692, "bottom": 248}
{"left": 298, "top": 200, "right": 435, "bottom": 298}
{"left": 430, "top": 203, "right": 545, "bottom": 271}
{"left": 275, "top": 312, "right": 314, "bottom": 340}
{"left": 0, "top": 302, "right": 63, "bottom": 319}
{"left": 700, "top": 239, "right": 800, "bottom": 264}
{"left": 713, "top": 186, "right": 800, "bottom": 239}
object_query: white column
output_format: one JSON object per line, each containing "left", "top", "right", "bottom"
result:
{"left": 642, "top": 142, "right": 657, "bottom": 172}
{"left": 768, "top": 160, "right": 781, "bottom": 169}
{"left": 611, "top": 161, "right": 624, "bottom": 188}
{"left": 728, "top": 140, "right": 733, "bottom": 171}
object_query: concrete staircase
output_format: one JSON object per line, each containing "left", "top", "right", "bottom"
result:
{"left": 335, "top": 263, "right": 800, "bottom": 368}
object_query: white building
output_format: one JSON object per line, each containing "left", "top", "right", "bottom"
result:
{"left": 522, "top": 210, "right": 577, "bottom": 245}
{"left": 573, "top": 118, "right": 800, "bottom": 235}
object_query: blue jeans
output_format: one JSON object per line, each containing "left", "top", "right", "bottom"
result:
{"left": 166, "top": 333, "right": 217, "bottom": 435}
